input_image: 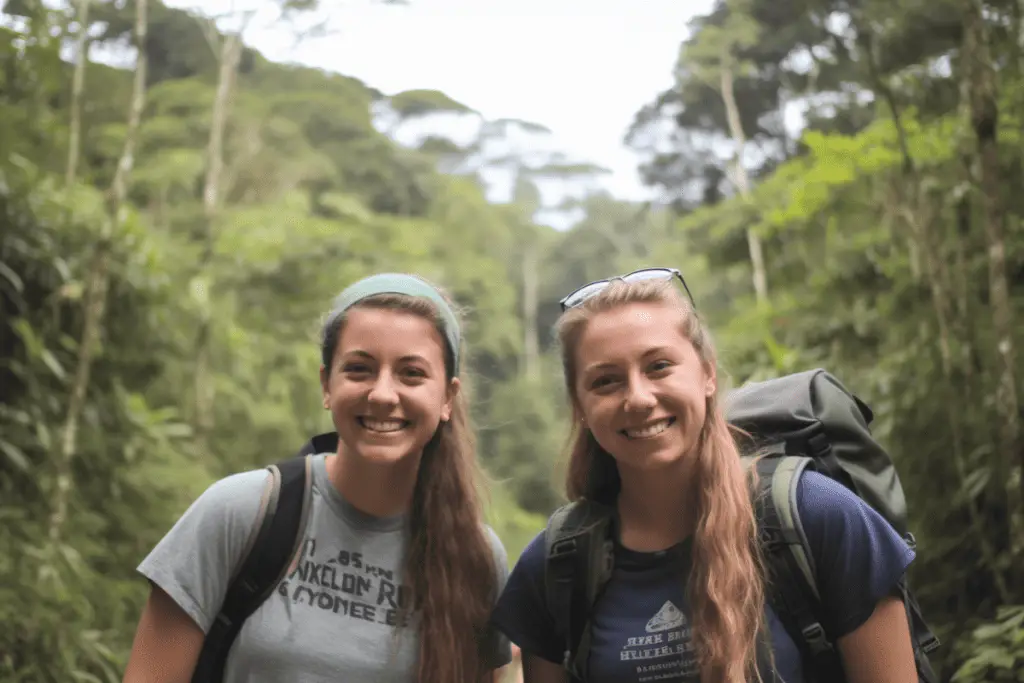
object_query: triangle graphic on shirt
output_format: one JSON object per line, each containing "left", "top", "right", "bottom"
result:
{"left": 645, "top": 600, "right": 686, "bottom": 633}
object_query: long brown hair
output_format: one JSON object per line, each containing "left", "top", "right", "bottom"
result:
{"left": 556, "top": 277, "right": 765, "bottom": 683}
{"left": 322, "top": 289, "right": 496, "bottom": 683}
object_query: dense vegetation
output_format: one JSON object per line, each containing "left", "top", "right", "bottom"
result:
{"left": 2, "top": 0, "right": 1022, "bottom": 680}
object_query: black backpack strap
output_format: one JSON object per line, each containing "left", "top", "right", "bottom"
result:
{"left": 897, "top": 574, "right": 941, "bottom": 682}
{"left": 191, "top": 455, "right": 313, "bottom": 683}
{"left": 543, "top": 500, "right": 616, "bottom": 682}
{"left": 752, "top": 456, "right": 845, "bottom": 683}
{"left": 300, "top": 432, "right": 338, "bottom": 457}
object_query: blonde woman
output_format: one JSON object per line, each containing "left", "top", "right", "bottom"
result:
{"left": 490, "top": 269, "right": 919, "bottom": 683}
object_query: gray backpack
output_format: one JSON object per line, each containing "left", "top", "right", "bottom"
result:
{"left": 543, "top": 369, "right": 939, "bottom": 682}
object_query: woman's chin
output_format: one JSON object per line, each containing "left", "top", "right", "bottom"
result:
{"left": 612, "top": 441, "right": 694, "bottom": 473}
{"left": 351, "top": 444, "right": 421, "bottom": 466}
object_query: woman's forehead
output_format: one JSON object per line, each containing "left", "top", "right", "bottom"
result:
{"left": 579, "top": 301, "right": 686, "bottom": 344}
{"left": 338, "top": 307, "right": 447, "bottom": 363}
{"left": 575, "top": 302, "right": 692, "bottom": 365}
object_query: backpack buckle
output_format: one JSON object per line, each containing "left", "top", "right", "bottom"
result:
{"left": 562, "top": 649, "right": 584, "bottom": 680}
{"left": 550, "top": 538, "right": 578, "bottom": 559}
{"left": 759, "top": 526, "right": 785, "bottom": 552}
{"left": 919, "top": 632, "right": 940, "bottom": 654}
{"left": 801, "top": 623, "right": 832, "bottom": 655}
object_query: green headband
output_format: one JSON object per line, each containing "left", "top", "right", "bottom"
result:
{"left": 324, "top": 273, "right": 461, "bottom": 376}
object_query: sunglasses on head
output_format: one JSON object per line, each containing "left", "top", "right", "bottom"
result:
{"left": 558, "top": 267, "right": 696, "bottom": 312}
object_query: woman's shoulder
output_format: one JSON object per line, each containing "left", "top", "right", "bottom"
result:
{"left": 793, "top": 468, "right": 904, "bottom": 536}
{"left": 206, "top": 466, "right": 272, "bottom": 495}
{"left": 490, "top": 528, "right": 562, "bottom": 662}
{"left": 136, "top": 465, "right": 275, "bottom": 633}
{"left": 505, "top": 528, "right": 549, "bottom": 580}
{"left": 794, "top": 468, "right": 854, "bottom": 510}
{"left": 481, "top": 524, "right": 511, "bottom": 571}
{"left": 794, "top": 466, "right": 915, "bottom": 550}
{"left": 790, "top": 468, "right": 915, "bottom": 637}
{"left": 189, "top": 467, "right": 272, "bottom": 522}
{"left": 153, "top": 465, "right": 273, "bottom": 554}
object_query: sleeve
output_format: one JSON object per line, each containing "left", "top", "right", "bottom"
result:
{"left": 136, "top": 469, "right": 268, "bottom": 633}
{"left": 488, "top": 530, "right": 564, "bottom": 664}
{"left": 796, "top": 470, "right": 916, "bottom": 639}
{"left": 479, "top": 525, "right": 515, "bottom": 670}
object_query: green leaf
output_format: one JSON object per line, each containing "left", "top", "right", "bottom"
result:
{"left": 0, "top": 438, "right": 31, "bottom": 472}
{"left": 0, "top": 261, "right": 24, "bottom": 293}
{"left": 41, "top": 349, "right": 66, "bottom": 382}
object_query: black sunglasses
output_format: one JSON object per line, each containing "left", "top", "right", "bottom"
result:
{"left": 558, "top": 267, "right": 696, "bottom": 312}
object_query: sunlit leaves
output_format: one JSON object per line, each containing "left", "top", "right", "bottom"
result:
{"left": 680, "top": 0, "right": 762, "bottom": 84}
{"left": 215, "top": 191, "right": 365, "bottom": 264}
{"left": 951, "top": 606, "right": 1024, "bottom": 683}
{"left": 751, "top": 112, "right": 957, "bottom": 237}
{"left": 146, "top": 78, "right": 215, "bottom": 119}
{"left": 131, "top": 146, "right": 204, "bottom": 198}
{"left": 317, "top": 192, "right": 373, "bottom": 224}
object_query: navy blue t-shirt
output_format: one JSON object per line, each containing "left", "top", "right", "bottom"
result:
{"left": 490, "top": 471, "right": 915, "bottom": 682}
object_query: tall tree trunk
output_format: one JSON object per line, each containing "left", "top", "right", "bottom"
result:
{"left": 193, "top": 30, "right": 243, "bottom": 456}
{"left": 899, "top": 200, "right": 1009, "bottom": 603}
{"left": 521, "top": 239, "right": 539, "bottom": 380}
{"left": 1012, "top": 0, "right": 1024, "bottom": 78}
{"left": 65, "top": 0, "right": 92, "bottom": 188}
{"left": 954, "top": 52, "right": 982, "bottom": 416}
{"left": 962, "top": 0, "right": 1024, "bottom": 566}
{"left": 862, "top": 24, "right": 1010, "bottom": 599}
{"left": 49, "top": 0, "right": 149, "bottom": 544}
{"left": 720, "top": 60, "right": 768, "bottom": 305}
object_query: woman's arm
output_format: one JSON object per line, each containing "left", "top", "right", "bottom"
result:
{"left": 489, "top": 532, "right": 568, "bottom": 683}
{"left": 122, "top": 470, "right": 267, "bottom": 682}
{"left": 795, "top": 472, "right": 920, "bottom": 682}
{"left": 487, "top": 644, "right": 524, "bottom": 683}
{"left": 122, "top": 586, "right": 205, "bottom": 683}
{"left": 837, "top": 595, "right": 918, "bottom": 683}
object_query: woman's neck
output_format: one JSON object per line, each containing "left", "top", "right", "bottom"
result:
{"left": 324, "top": 449, "right": 421, "bottom": 519}
{"left": 615, "top": 462, "right": 699, "bottom": 553}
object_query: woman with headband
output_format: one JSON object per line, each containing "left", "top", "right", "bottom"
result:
{"left": 123, "top": 273, "right": 513, "bottom": 683}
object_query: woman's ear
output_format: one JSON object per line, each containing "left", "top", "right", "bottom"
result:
{"left": 704, "top": 364, "right": 717, "bottom": 397}
{"left": 320, "top": 364, "right": 330, "bottom": 409}
{"left": 441, "top": 377, "right": 461, "bottom": 422}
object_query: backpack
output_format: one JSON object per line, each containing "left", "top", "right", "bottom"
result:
{"left": 190, "top": 432, "right": 338, "bottom": 682}
{"left": 543, "top": 369, "right": 940, "bottom": 683}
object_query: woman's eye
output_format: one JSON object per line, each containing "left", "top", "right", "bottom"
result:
{"left": 344, "top": 364, "right": 371, "bottom": 374}
{"left": 591, "top": 376, "right": 616, "bottom": 389}
{"left": 649, "top": 360, "right": 672, "bottom": 373}
{"left": 403, "top": 367, "right": 427, "bottom": 378}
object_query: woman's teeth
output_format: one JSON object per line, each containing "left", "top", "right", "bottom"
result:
{"left": 623, "top": 418, "right": 674, "bottom": 439}
{"left": 358, "top": 418, "right": 407, "bottom": 433}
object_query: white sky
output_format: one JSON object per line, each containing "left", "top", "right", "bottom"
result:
{"left": 164, "top": 0, "right": 717, "bottom": 208}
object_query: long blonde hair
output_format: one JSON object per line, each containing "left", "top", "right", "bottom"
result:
{"left": 556, "top": 277, "right": 765, "bottom": 683}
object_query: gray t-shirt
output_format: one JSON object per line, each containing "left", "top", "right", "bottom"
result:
{"left": 138, "top": 454, "right": 512, "bottom": 682}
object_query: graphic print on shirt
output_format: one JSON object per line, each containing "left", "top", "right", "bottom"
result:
{"left": 275, "top": 537, "right": 414, "bottom": 628}
{"left": 619, "top": 600, "right": 699, "bottom": 682}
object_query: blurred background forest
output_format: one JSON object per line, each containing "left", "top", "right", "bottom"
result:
{"left": 1, "top": 0, "right": 1023, "bottom": 680}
